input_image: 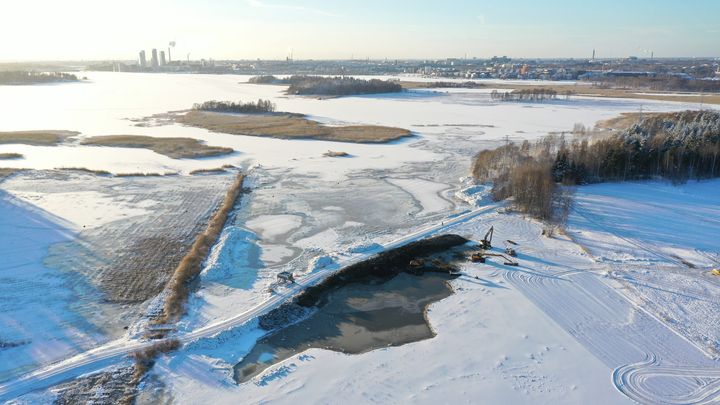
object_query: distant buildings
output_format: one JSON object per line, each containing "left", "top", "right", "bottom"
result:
{"left": 138, "top": 50, "right": 147, "bottom": 68}
{"left": 135, "top": 45, "right": 178, "bottom": 71}
{"left": 151, "top": 49, "right": 159, "bottom": 68}
{"left": 115, "top": 52, "right": 717, "bottom": 80}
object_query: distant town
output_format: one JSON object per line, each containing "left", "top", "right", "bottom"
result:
{"left": 81, "top": 47, "right": 720, "bottom": 82}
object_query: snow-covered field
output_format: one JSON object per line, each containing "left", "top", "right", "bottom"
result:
{"left": 0, "top": 192, "right": 103, "bottom": 381}
{"left": 1, "top": 73, "right": 718, "bottom": 403}
{"left": 568, "top": 181, "right": 720, "bottom": 359}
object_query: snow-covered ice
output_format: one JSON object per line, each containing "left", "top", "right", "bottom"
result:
{"left": 0, "top": 192, "right": 103, "bottom": 380}
{"left": 1, "top": 72, "right": 718, "bottom": 403}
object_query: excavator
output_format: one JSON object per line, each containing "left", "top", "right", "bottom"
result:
{"left": 480, "top": 226, "right": 494, "bottom": 249}
{"left": 469, "top": 226, "right": 518, "bottom": 266}
{"left": 470, "top": 250, "right": 518, "bottom": 266}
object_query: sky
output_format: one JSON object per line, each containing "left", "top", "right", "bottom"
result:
{"left": 1, "top": 0, "right": 718, "bottom": 61}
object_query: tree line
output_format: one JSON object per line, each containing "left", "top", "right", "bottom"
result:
{"left": 471, "top": 110, "right": 720, "bottom": 222}
{"left": 192, "top": 99, "right": 276, "bottom": 114}
{"left": 473, "top": 141, "right": 569, "bottom": 221}
{"left": 0, "top": 71, "right": 79, "bottom": 85}
{"left": 552, "top": 110, "right": 720, "bottom": 184}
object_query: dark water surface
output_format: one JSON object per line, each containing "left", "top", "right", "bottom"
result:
{"left": 234, "top": 271, "right": 456, "bottom": 383}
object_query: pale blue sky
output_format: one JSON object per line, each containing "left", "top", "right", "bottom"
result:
{"left": 2, "top": 0, "right": 718, "bottom": 61}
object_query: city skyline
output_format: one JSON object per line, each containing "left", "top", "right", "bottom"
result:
{"left": 2, "top": 0, "right": 719, "bottom": 62}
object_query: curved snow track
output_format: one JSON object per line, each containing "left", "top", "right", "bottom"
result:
{"left": 503, "top": 264, "right": 720, "bottom": 404}
{"left": 613, "top": 355, "right": 720, "bottom": 405}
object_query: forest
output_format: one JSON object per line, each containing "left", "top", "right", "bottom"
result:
{"left": 472, "top": 110, "right": 720, "bottom": 221}
{"left": 249, "top": 75, "right": 403, "bottom": 96}
{"left": 192, "top": 99, "right": 276, "bottom": 114}
{"left": 0, "top": 71, "right": 79, "bottom": 85}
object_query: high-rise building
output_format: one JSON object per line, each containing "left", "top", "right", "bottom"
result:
{"left": 151, "top": 49, "right": 159, "bottom": 68}
{"left": 139, "top": 50, "right": 147, "bottom": 68}
{"left": 159, "top": 51, "right": 167, "bottom": 66}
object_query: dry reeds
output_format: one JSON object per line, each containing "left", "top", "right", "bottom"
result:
{"left": 114, "top": 172, "right": 172, "bottom": 177}
{"left": 322, "top": 150, "right": 349, "bottom": 157}
{"left": 0, "top": 153, "right": 23, "bottom": 160}
{"left": 56, "top": 167, "right": 112, "bottom": 176}
{"left": 0, "top": 130, "right": 78, "bottom": 146}
{"left": 178, "top": 110, "right": 411, "bottom": 143}
{"left": 158, "top": 173, "right": 245, "bottom": 323}
{"left": 81, "top": 135, "right": 234, "bottom": 159}
{"left": 130, "top": 338, "right": 181, "bottom": 383}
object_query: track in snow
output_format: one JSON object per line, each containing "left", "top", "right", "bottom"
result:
{"left": 498, "top": 254, "right": 720, "bottom": 404}
{"left": 613, "top": 354, "right": 720, "bottom": 405}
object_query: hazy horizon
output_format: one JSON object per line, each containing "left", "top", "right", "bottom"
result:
{"left": 3, "top": 0, "right": 719, "bottom": 62}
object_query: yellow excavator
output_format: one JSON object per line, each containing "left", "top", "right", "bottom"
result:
{"left": 470, "top": 251, "right": 518, "bottom": 266}
{"left": 470, "top": 227, "right": 519, "bottom": 266}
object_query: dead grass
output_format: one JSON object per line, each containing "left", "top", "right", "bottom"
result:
{"left": 114, "top": 172, "right": 176, "bottom": 177}
{"left": 56, "top": 167, "right": 112, "bottom": 176}
{"left": 0, "top": 168, "right": 20, "bottom": 179}
{"left": 177, "top": 111, "right": 412, "bottom": 143}
{"left": 189, "top": 165, "right": 235, "bottom": 175}
{"left": 159, "top": 173, "right": 245, "bottom": 323}
{"left": 323, "top": 150, "right": 350, "bottom": 157}
{"left": 0, "top": 130, "right": 78, "bottom": 146}
{"left": 189, "top": 168, "right": 226, "bottom": 175}
{"left": 131, "top": 339, "right": 181, "bottom": 383}
{"left": 0, "top": 153, "right": 23, "bottom": 160}
{"left": 595, "top": 112, "right": 646, "bottom": 131}
{"left": 81, "top": 135, "right": 234, "bottom": 159}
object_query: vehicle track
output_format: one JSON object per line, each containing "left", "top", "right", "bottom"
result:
{"left": 613, "top": 354, "right": 720, "bottom": 405}
{"left": 496, "top": 212, "right": 720, "bottom": 404}
{"left": 502, "top": 265, "right": 720, "bottom": 403}
{"left": 572, "top": 205, "right": 686, "bottom": 267}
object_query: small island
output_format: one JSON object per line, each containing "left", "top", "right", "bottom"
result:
{"left": 81, "top": 135, "right": 234, "bottom": 159}
{"left": 178, "top": 100, "right": 412, "bottom": 143}
{"left": 0, "top": 71, "right": 80, "bottom": 85}
{"left": 0, "top": 130, "right": 79, "bottom": 145}
{"left": 0, "top": 153, "right": 23, "bottom": 160}
{"left": 0, "top": 130, "right": 233, "bottom": 159}
{"left": 491, "top": 88, "right": 564, "bottom": 102}
{"left": 248, "top": 75, "right": 403, "bottom": 96}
